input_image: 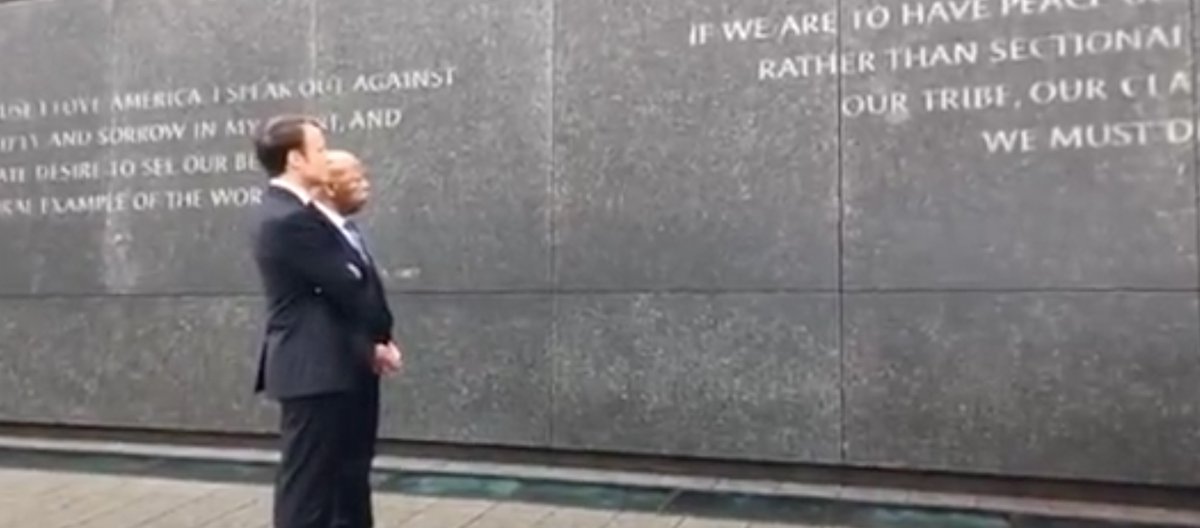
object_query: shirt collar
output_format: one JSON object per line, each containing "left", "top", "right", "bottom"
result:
{"left": 269, "top": 177, "right": 312, "bottom": 205}
{"left": 311, "top": 199, "right": 349, "bottom": 229}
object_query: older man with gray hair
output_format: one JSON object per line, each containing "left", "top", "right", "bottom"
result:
{"left": 310, "top": 149, "right": 403, "bottom": 528}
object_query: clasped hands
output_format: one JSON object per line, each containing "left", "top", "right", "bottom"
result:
{"left": 372, "top": 341, "right": 403, "bottom": 376}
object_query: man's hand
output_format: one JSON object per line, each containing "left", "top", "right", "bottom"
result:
{"left": 372, "top": 341, "right": 403, "bottom": 376}
{"left": 387, "top": 341, "right": 403, "bottom": 372}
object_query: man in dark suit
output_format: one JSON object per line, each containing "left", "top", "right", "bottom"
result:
{"left": 313, "top": 149, "right": 401, "bottom": 528}
{"left": 248, "top": 115, "right": 401, "bottom": 528}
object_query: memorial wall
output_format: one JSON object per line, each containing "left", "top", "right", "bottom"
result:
{"left": 0, "top": 0, "right": 1196, "bottom": 487}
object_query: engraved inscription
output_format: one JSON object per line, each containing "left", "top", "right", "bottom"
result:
{"left": 0, "top": 67, "right": 456, "bottom": 217}
{"left": 687, "top": 0, "right": 1190, "bottom": 154}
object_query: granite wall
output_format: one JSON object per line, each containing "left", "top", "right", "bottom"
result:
{"left": 0, "top": 0, "right": 1197, "bottom": 487}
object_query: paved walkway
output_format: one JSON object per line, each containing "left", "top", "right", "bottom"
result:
{"left": 0, "top": 468, "right": 807, "bottom": 528}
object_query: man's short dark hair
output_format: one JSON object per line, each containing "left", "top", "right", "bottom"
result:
{"left": 252, "top": 114, "right": 322, "bottom": 178}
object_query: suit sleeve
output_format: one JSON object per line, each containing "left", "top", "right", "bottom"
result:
{"left": 374, "top": 305, "right": 394, "bottom": 343}
{"left": 368, "top": 279, "right": 395, "bottom": 343}
{"left": 265, "top": 211, "right": 369, "bottom": 322}
{"left": 380, "top": 300, "right": 395, "bottom": 343}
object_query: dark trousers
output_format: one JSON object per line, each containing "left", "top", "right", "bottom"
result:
{"left": 274, "top": 380, "right": 380, "bottom": 528}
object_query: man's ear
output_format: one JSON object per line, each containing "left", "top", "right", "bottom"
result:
{"left": 285, "top": 149, "right": 303, "bottom": 170}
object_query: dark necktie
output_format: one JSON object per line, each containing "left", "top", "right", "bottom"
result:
{"left": 343, "top": 220, "right": 371, "bottom": 263}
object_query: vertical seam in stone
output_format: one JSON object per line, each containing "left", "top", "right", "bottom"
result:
{"left": 102, "top": 0, "right": 134, "bottom": 293}
{"left": 835, "top": 0, "right": 847, "bottom": 465}
{"left": 547, "top": 0, "right": 559, "bottom": 447}
{"left": 307, "top": 0, "right": 317, "bottom": 112}
{"left": 1190, "top": 0, "right": 1199, "bottom": 339}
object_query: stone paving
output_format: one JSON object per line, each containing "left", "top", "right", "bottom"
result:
{"left": 0, "top": 468, "right": 812, "bottom": 528}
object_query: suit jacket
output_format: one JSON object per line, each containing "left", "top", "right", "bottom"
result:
{"left": 326, "top": 207, "right": 395, "bottom": 352}
{"left": 250, "top": 185, "right": 394, "bottom": 400}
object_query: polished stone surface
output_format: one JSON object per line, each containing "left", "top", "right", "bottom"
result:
{"left": 0, "top": 0, "right": 553, "bottom": 295}
{"left": 552, "top": 294, "right": 841, "bottom": 462}
{"left": 840, "top": 0, "right": 1197, "bottom": 289}
{"left": 0, "top": 0, "right": 113, "bottom": 295}
{"left": 843, "top": 292, "right": 1200, "bottom": 486}
{"left": 0, "top": 297, "right": 273, "bottom": 432}
{"left": 554, "top": 0, "right": 840, "bottom": 290}
{"left": 104, "top": 0, "right": 313, "bottom": 295}
{"left": 315, "top": 0, "right": 553, "bottom": 292}
{"left": 380, "top": 295, "right": 553, "bottom": 446}
{"left": 0, "top": 294, "right": 556, "bottom": 448}
{"left": 0, "top": 0, "right": 1198, "bottom": 491}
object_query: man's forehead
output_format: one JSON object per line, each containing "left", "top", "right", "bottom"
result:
{"left": 302, "top": 123, "right": 325, "bottom": 143}
{"left": 327, "top": 152, "right": 361, "bottom": 173}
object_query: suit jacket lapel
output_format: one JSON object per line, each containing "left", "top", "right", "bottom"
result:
{"left": 286, "top": 197, "right": 384, "bottom": 287}
{"left": 307, "top": 204, "right": 379, "bottom": 276}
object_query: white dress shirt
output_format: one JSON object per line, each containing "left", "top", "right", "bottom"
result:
{"left": 312, "top": 199, "right": 371, "bottom": 263}
{"left": 311, "top": 199, "right": 351, "bottom": 239}
{"left": 270, "top": 177, "right": 368, "bottom": 262}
